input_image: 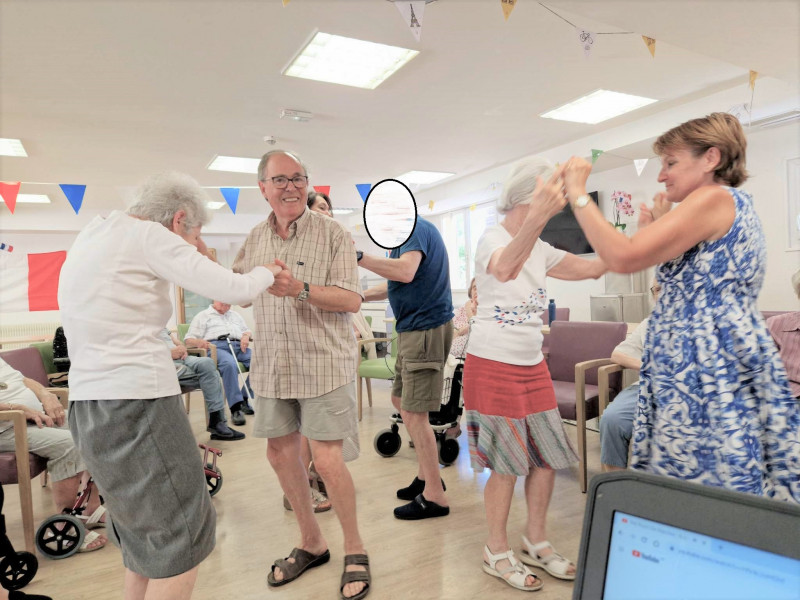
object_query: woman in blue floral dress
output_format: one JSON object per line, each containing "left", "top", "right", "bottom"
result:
{"left": 562, "top": 112, "right": 799, "bottom": 502}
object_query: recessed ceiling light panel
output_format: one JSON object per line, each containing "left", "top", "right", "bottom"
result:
{"left": 16, "top": 194, "right": 50, "bottom": 204}
{"left": 207, "top": 201, "right": 225, "bottom": 210}
{"left": 0, "top": 138, "right": 28, "bottom": 157}
{"left": 207, "top": 155, "right": 261, "bottom": 174}
{"left": 540, "top": 90, "right": 657, "bottom": 124}
{"left": 396, "top": 170, "right": 455, "bottom": 185}
{"left": 283, "top": 32, "right": 419, "bottom": 90}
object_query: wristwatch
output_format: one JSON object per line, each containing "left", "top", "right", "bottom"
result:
{"left": 573, "top": 194, "right": 591, "bottom": 209}
{"left": 297, "top": 281, "right": 310, "bottom": 302}
{"left": 356, "top": 250, "right": 363, "bottom": 262}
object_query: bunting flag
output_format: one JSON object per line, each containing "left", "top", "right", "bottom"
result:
{"left": 428, "top": 200, "right": 435, "bottom": 211}
{"left": 749, "top": 70, "right": 758, "bottom": 90}
{"left": 591, "top": 149, "right": 604, "bottom": 164}
{"left": 642, "top": 36, "right": 656, "bottom": 58}
{"left": 356, "top": 184, "right": 372, "bottom": 203}
{"left": 281, "top": 0, "right": 291, "bottom": 6}
{"left": 577, "top": 29, "right": 596, "bottom": 58}
{"left": 394, "top": 1, "right": 426, "bottom": 42}
{"left": 501, "top": 0, "right": 517, "bottom": 21}
{"left": 0, "top": 250, "right": 67, "bottom": 312}
{"left": 220, "top": 188, "right": 240, "bottom": 214}
{"left": 313, "top": 185, "right": 331, "bottom": 196}
{"left": 58, "top": 184, "right": 86, "bottom": 215}
{"left": 634, "top": 159, "right": 649, "bottom": 176}
{"left": 0, "top": 181, "right": 21, "bottom": 214}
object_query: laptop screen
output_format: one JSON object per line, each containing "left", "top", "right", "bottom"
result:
{"left": 603, "top": 511, "right": 800, "bottom": 600}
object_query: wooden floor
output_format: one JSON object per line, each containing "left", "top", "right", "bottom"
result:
{"left": 7, "top": 380, "right": 604, "bottom": 600}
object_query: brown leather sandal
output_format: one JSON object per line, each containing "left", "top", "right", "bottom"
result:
{"left": 267, "top": 547, "right": 330, "bottom": 587}
{"left": 340, "top": 553, "right": 371, "bottom": 600}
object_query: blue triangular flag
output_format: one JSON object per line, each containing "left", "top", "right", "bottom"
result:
{"left": 220, "top": 187, "right": 239, "bottom": 214}
{"left": 356, "top": 183, "right": 372, "bottom": 203}
{"left": 58, "top": 184, "right": 86, "bottom": 214}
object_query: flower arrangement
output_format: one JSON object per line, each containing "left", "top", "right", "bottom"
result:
{"left": 610, "top": 190, "right": 634, "bottom": 231}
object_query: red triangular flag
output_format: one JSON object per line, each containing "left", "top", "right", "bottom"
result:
{"left": 313, "top": 186, "right": 331, "bottom": 196}
{"left": 0, "top": 181, "right": 21, "bottom": 214}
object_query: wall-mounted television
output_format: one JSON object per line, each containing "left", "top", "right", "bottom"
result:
{"left": 539, "top": 191, "right": 598, "bottom": 255}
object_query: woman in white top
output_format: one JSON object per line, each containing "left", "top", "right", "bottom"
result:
{"left": 464, "top": 157, "right": 606, "bottom": 592}
{"left": 59, "top": 172, "right": 280, "bottom": 600}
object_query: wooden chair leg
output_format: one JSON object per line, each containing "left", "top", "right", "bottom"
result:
{"left": 575, "top": 378, "right": 588, "bottom": 494}
{"left": 357, "top": 376, "right": 363, "bottom": 422}
{"left": 365, "top": 379, "right": 373, "bottom": 407}
{"left": 15, "top": 436, "right": 35, "bottom": 552}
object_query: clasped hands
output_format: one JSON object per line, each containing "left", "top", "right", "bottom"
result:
{"left": 266, "top": 259, "right": 303, "bottom": 298}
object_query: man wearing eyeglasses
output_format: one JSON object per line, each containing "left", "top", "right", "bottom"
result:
{"left": 233, "top": 151, "right": 370, "bottom": 600}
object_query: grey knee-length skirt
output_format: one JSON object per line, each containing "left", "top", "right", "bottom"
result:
{"left": 69, "top": 396, "right": 215, "bottom": 579}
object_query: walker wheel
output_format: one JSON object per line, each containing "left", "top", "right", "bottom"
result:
{"left": 374, "top": 428, "right": 402, "bottom": 458}
{"left": 437, "top": 438, "right": 460, "bottom": 466}
{"left": 35, "top": 514, "right": 85, "bottom": 560}
{"left": 206, "top": 465, "right": 223, "bottom": 497}
{"left": 0, "top": 551, "right": 38, "bottom": 590}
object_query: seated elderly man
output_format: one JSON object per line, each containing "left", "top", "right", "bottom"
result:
{"left": 0, "top": 357, "right": 106, "bottom": 552}
{"left": 158, "top": 329, "right": 244, "bottom": 440}
{"left": 185, "top": 301, "right": 253, "bottom": 426}
{"left": 767, "top": 269, "right": 800, "bottom": 399}
{"left": 599, "top": 281, "right": 659, "bottom": 472}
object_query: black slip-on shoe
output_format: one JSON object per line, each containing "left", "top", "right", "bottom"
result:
{"left": 396, "top": 476, "right": 446, "bottom": 501}
{"left": 394, "top": 494, "right": 450, "bottom": 520}
{"left": 231, "top": 409, "right": 246, "bottom": 426}
{"left": 209, "top": 422, "right": 245, "bottom": 441}
{"left": 241, "top": 400, "right": 255, "bottom": 415}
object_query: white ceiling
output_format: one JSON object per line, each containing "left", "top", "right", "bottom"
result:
{"left": 1, "top": 0, "right": 798, "bottom": 223}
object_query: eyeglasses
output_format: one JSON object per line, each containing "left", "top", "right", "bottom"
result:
{"left": 261, "top": 175, "right": 309, "bottom": 189}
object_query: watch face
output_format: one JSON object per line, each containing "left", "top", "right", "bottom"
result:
{"left": 576, "top": 194, "right": 590, "bottom": 208}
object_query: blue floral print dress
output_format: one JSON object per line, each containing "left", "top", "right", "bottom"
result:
{"left": 632, "top": 187, "right": 800, "bottom": 502}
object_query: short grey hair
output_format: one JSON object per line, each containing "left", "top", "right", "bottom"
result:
{"left": 792, "top": 269, "right": 800, "bottom": 299}
{"left": 127, "top": 172, "right": 210, "bottom": 230}
{"left": 497, "top": 156, "right": 555, "bottom": 214}
{"left": 257, "top": 150, "right": 309, "bottom": 183}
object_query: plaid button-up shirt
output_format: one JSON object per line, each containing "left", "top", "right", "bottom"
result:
{"left": 233, "top": 209, "right": 363, "bottom": 399}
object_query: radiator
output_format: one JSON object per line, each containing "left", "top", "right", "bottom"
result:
{"left": 0, "top": 322, "right": 61, "bottom": 349}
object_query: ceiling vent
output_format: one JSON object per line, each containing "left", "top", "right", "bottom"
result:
{"left": 748, "top": 109, "right": 800, "bottom": 129}
{"left": 280, "top": 109, "right": 313, "bottom": 123}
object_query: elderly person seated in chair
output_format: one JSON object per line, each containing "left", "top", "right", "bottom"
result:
{"left": 158, "top": 329, "right": 245, "bottom": 441}
{"left": 185, "top": 301, "right": 254, "bottom": 426}
{"left": 767, "top": 268, "right": 800, "bottom": 400}
{"left": 0, "top": 357, "right": 106, "bottom": 553}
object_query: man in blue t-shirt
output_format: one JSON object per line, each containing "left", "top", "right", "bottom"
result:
{"left": 360, "top": 217, "right": 454, "bottom": 520}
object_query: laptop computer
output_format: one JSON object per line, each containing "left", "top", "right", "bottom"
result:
{"left": 573, "top": 471, "right": 800, "bottom": 600}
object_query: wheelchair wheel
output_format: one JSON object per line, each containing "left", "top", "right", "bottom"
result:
{"left": 437, "top": 438, "right": 460, "bottom": 466}
{"left": 35, "top": 514, "right": 85, "bottom": 560}
{"left": 206, "top": 465, "right": 223, "bottom": 497}
{"left": 0, "top": 551, "right": 38, "bottom": 590}
{"left": 374, "top": 428, "right": 402, "bottom": 458}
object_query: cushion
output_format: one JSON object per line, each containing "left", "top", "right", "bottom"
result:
{"left": 358, "top": 358, "right": 396, "bottom": 379}
{"left": 552, "top": 379, "right": 599, "bottom": 421}
{"left": 0, "top": 453, "right": 48, "bottom": 485}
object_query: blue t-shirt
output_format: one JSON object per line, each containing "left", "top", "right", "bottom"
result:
{"left": 388, "top": 217, "right": 453, "bottom": 333}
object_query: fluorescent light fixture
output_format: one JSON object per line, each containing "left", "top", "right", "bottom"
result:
{"left": 331, "top": 208, "right": 356, "bottom": 216}
{"left": 396, "top": 170, "right": 455, "bottom": 185}
{"left": 541, "top": 90, "right": 657, "bottom": 124}
{"left": 0, "top": 138, "right": 27, "bottom": 157}
{"left": 16, "top": 194, "right": 50, "bottom": 204}
{"left": 207, "top": 201, "right": 225, "bottom": 210}
{"left": 283, "top": 32, "right": 419, "bottom": 90}
{"left": 207, "top": 155, "right": 260, "bottom": 174}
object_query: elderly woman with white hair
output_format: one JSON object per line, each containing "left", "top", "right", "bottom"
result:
{"left": 463, "top": 156, "right": 606, "bottom": 592}
{"left": 58, "top": 172, "right": 281, "bottom": 600}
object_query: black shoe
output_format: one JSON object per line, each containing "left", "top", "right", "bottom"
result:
{"left": 209, "top": 421, "right": 245, "bottom": 441}
{"left": 231, "top": 409, "right": 246, "bottom": 426}
{"left": 394, "top": 494, "right": 450, "bottom": 520}
{"left": 241, "top": 400, "right": 255, "bottom": 415}
{"left": 396, "top": 476, "right": 446, "bottom": 501}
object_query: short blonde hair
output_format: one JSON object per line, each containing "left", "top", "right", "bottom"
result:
{"left": 653, "top": 112, "right": 748, "bottom": 187}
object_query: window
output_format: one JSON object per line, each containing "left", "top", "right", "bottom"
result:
{"left": 438, "top": 202, "right": 499, "bottom": 289}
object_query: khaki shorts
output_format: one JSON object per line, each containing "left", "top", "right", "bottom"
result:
{"left": 252, "top": 382, "right": 358, "bottom": 441}
{"left": 392, "top": 321, "right": 453, "bottom": 413}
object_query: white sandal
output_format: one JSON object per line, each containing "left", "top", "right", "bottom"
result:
{"left": 84, "top": 505, "right": 106, "bottom": 529}
{"left": 519, "top": 537, "right": 576, "bottom": 581}
{"left": 77, "top": 530, "right": 107, "bottom": 553}
{"left": 482, "top": 545, "right": 543, "bottom": 592}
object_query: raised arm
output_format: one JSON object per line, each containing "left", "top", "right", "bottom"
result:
{"left": 546, "top": 253, "right": 607, "bottom": 281}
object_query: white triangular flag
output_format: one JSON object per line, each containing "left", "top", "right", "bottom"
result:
{"left": 394, "top": 1, "right": 426, "bottom": 42}
{"left": 577, "top": 28, "right": 596, "bottom": 58}
{"left": 634, "top": 159, "right": 648, "bottom": 177}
